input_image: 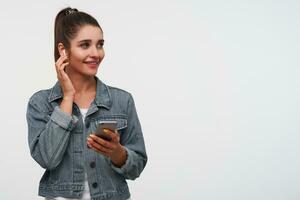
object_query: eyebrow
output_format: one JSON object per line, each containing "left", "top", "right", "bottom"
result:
{"left": 77, "top": 39, "right": 104, "bottom": 43}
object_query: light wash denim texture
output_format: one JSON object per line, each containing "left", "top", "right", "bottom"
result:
{"left": 26, "top": 76, "right": 147, "bottom": 200}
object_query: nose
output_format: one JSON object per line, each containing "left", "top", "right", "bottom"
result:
{"left": 89, "top": 46, "right": 99, "bottom": 58}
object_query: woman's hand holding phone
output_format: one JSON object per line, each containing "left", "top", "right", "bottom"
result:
{"left": 87, "top": 129, "right": 127, "bottom": 167}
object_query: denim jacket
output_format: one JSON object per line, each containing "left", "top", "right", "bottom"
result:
{"left": 26, "top": 76, "right": 147, "bottom": 200}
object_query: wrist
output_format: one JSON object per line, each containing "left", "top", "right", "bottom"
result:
{"left": 111, "top": 146, "right": 127, "bottom": 167}
{"left": 63, "top": 95, "right": 74, "bottom": 101}
{"left": 60, "top": 95, "right": 74, "bottom": 116}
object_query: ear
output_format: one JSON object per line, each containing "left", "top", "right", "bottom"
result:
{"left": 57, "top": 43, "right": 66, "bottom": 56}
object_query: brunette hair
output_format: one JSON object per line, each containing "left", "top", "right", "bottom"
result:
{"left": 54, "top": 7, "right": 102, "bottom": 61}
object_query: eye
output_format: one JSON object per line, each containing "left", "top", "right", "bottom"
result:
{"left": 80, "top": 42, "right": 89, "bottom": 49}
{"left": 97, "top": 42, "right": 104, "bottom": 49}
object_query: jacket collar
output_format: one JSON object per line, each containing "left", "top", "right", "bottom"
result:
{"left": 48, "top": 76, "right": 112, "bottom": 109}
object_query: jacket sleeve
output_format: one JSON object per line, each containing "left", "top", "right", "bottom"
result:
{"left": 26, "top": 95, "right": 78, "bottom": 170}
{"left": 109, "top": 94, "right": 147, "bottom": 180}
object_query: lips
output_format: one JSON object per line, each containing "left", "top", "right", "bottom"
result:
{"left": 84, "top": 60, "right": 100, "bottom": 68}
{"left": 84, "top": 60, "right": 99, "bottom": 64}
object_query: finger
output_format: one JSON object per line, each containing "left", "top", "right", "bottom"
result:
{"left": 56, "top": 54, "right": 67, "bottom": 65}
{"left": 88, "top": 135, "right": 114, "bottom": 151}
{"left": 89, "top": 134, "right": 115, "bottom": 150}
{"left": 55, "top": 55, "right": 67, "bottom": 72}
{"left": 88, "top": 144, "right": 110, "bottom": 157}
{"left": 58, "top": 63, "right": 69, "bottom": 81}
{"left": 87, "top": 141, "right": 109, "bottom": 156}
{"left": 103, "top": 129, "right": 119, "bottom": 143}
{"left": 55, "top": 58, "right": 68, "bottom": 79}
{"left": 87, "top": 137, "right": 113, "bottom": 154}
{"left": 58, "top": 62, "right": 69, "bottom": 72}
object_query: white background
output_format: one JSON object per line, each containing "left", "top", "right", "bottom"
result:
{"left": 0, "top": 0, "right": 299, "bottom": 199}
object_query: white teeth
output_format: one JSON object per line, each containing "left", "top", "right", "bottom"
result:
{"left": 85, "top": 62, "right": 98, "bottom": 64}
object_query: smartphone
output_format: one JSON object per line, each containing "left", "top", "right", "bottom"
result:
{"left": 95, "top": 121, "right": 117, "bottom": 141}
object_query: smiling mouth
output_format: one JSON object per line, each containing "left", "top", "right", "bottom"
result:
{"left": 84, "top": 61, "right": 99, "bottom": 65}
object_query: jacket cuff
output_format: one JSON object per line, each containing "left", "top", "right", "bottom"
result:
{"left": 50, "top": 106, "right": 78, "bottom": 131}
{"left": 109, "top": 147, "right": 133, "bottom": 174}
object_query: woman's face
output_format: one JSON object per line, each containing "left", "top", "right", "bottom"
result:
{"left": 67, "top": 25, "right": 105, "bottom": 77}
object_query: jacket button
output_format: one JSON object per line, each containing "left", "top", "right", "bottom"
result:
{"left": 90, "top": 162, "right": 96, "bottom": 168}
{"left": 92, "top": 182, "right": 98, "bottom": 188}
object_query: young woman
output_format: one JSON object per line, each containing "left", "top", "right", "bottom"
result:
{"left": 26, "top": 7, "right": 147, "bottom": 200}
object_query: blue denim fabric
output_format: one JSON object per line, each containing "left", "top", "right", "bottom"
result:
{"left": 26, "top": 76, "right": 147, "bottom": 200}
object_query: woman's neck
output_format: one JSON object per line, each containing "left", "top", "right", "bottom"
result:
{"left": 68, "top": 73, "right": 96, "bottom": 95}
